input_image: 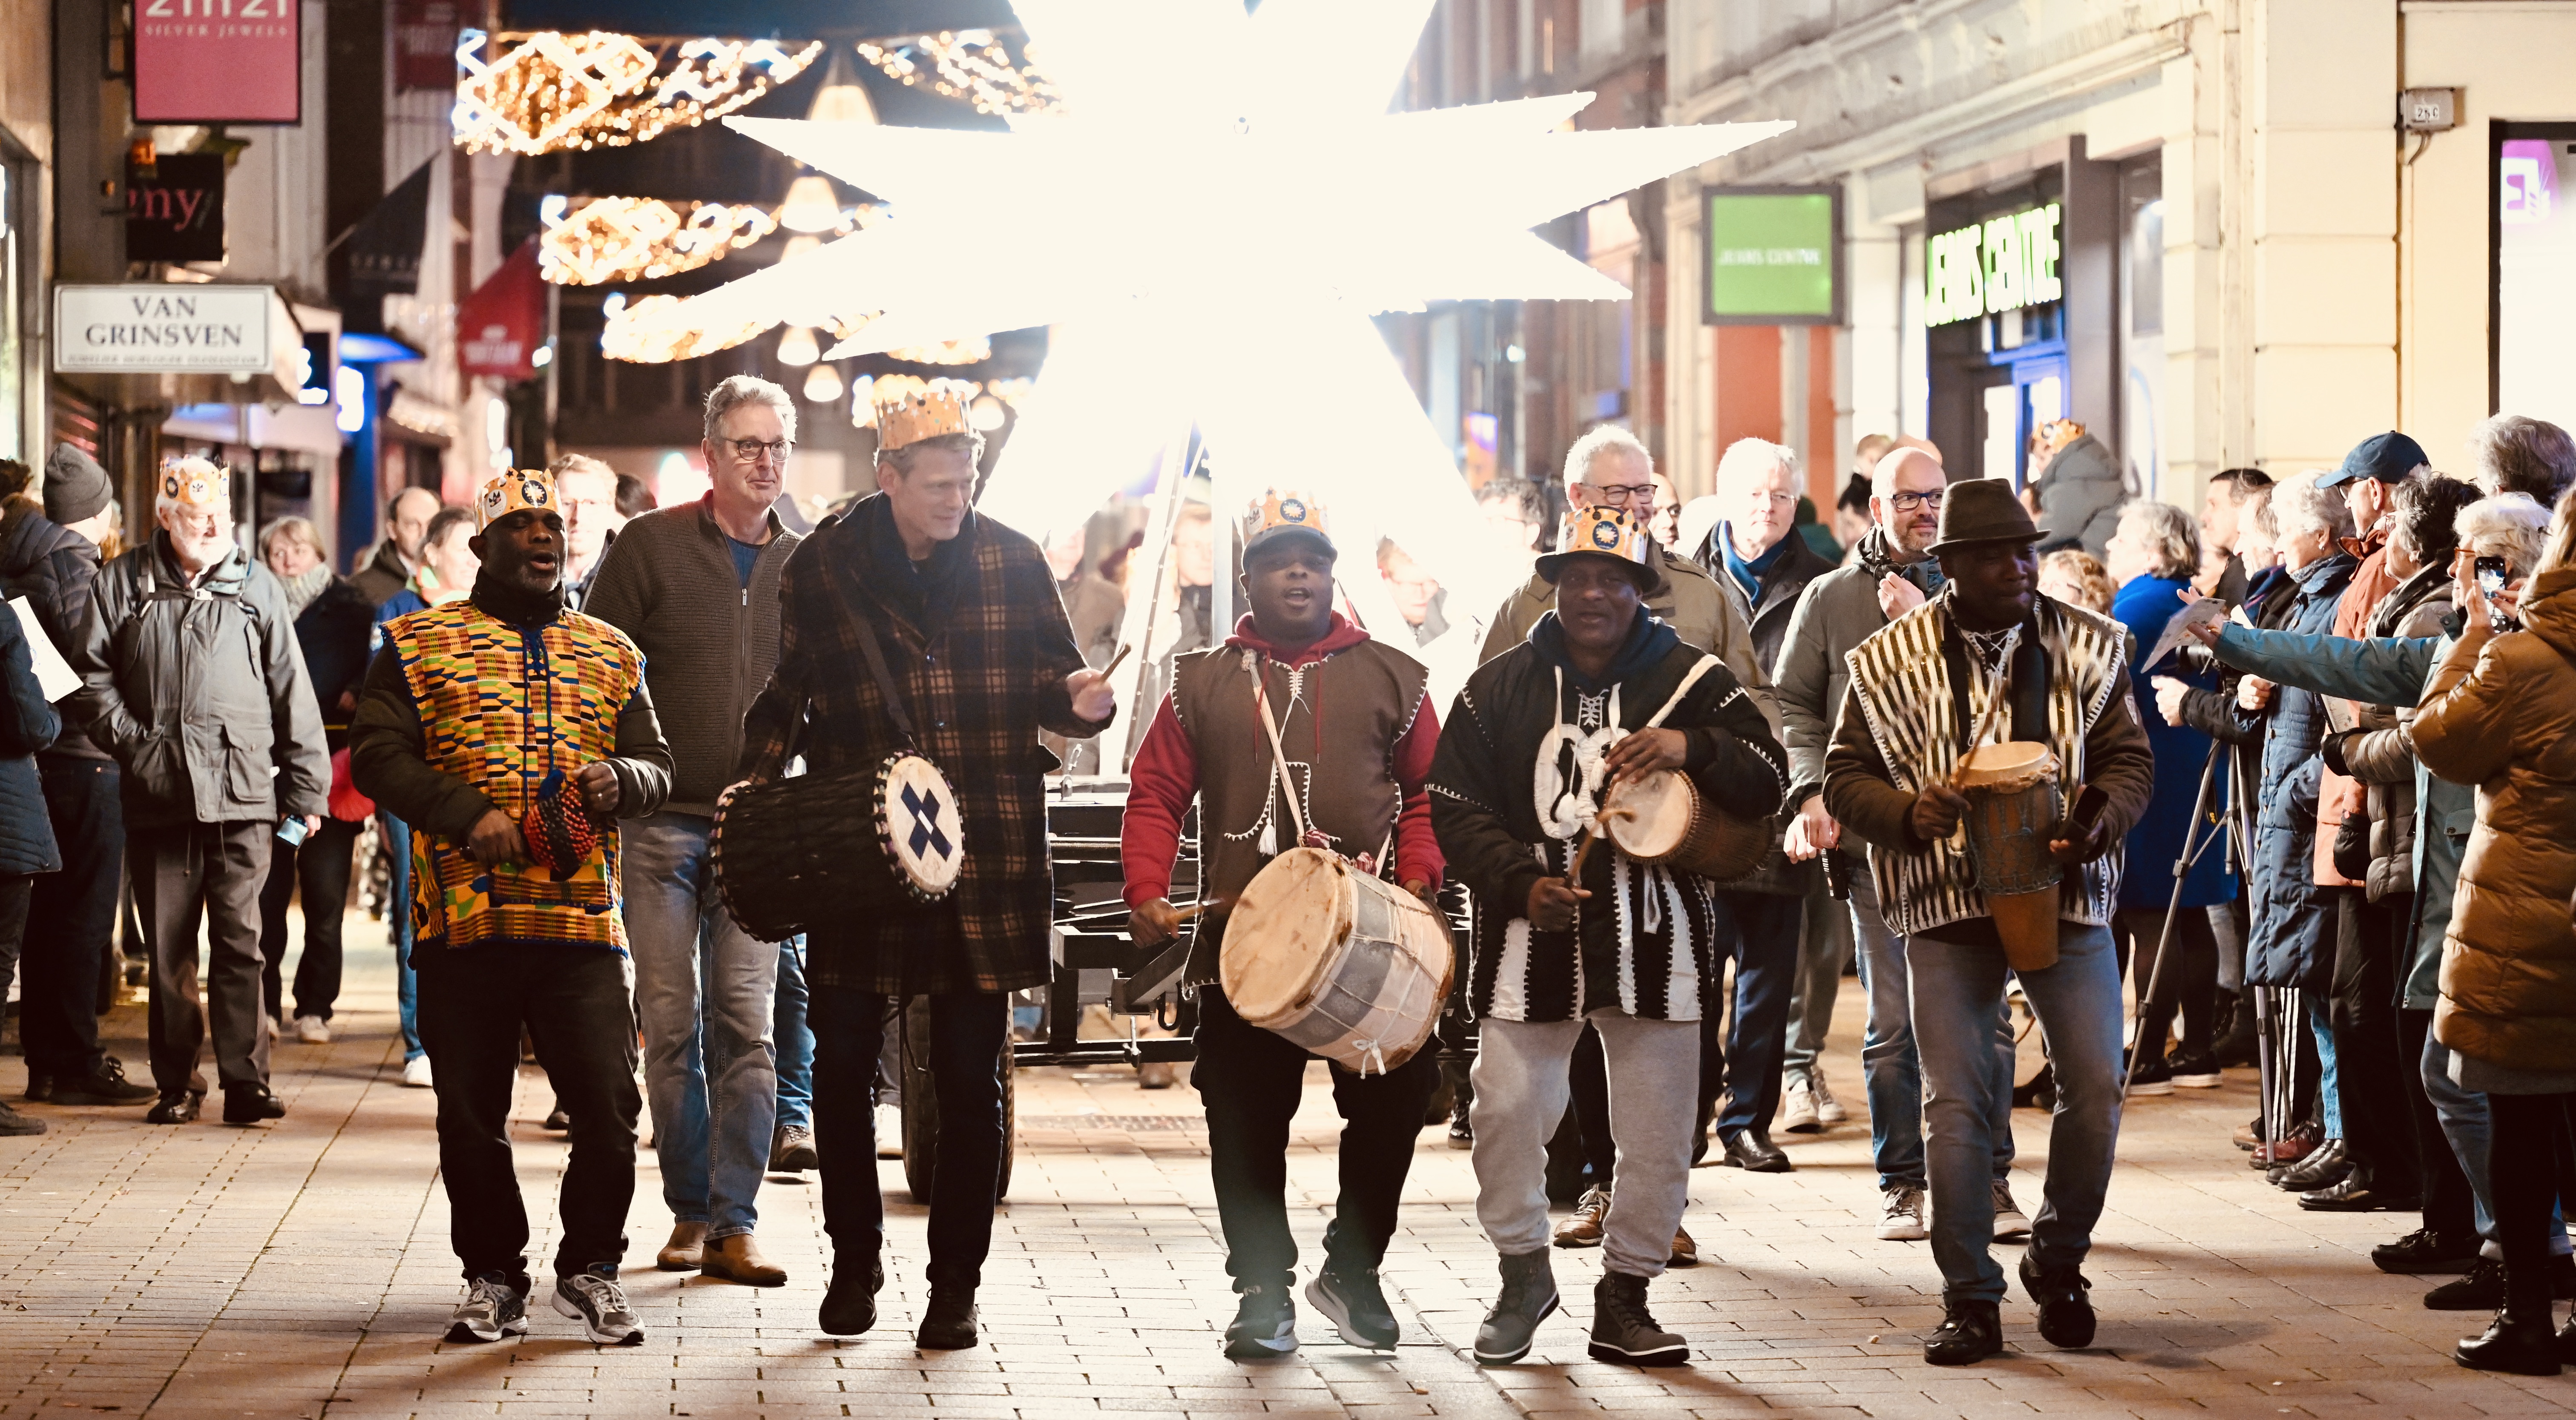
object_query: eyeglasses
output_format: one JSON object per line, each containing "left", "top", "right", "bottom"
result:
{"left": 1886, "top": 489, "right": 1946, "bottom": 514}
{"left": 1587, "top": 481, "right": 1659, "bottom": 507}
{"left": 720, "top": 437, "right": 795, "bottom": 465}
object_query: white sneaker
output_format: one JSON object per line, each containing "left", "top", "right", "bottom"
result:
{"left": 874, "top": 1102, "right": 903, "bottom": 1159}
{"left": 1992, "top": 1179, "right": 2033, "bottom": 1241}
{"left": 1877, "top": 1183, "right": 1929, "bottom": 1241}
{"left": 1812, "top": 1069, "right": 1848, "bottom": 1126}
{"left": 294, "top": 1014, "right": 330, "bottom": 1044}
{"left": 1777, "top": 1079, "right": 1823, "bottom": 1134}
{"left": 402, "top": 1055, "right": 434, "bottom": 1089}
{"left": 264, "top": 1013, "right": 281, "bottom": 1042}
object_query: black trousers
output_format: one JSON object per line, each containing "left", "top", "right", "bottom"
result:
{"left": 812, "top": 987, "right": 1007, "bottom": 1290}
{"left": 2399, "top": 1006, "right": 2477, "bottom": 1239}
{"left": 131, "top": 820, "right": 273, "bottom": 1096}
{"left": 2332, "top": 889, "right": 2418, "bottom": 1189}
{"left": 414, "top": 941, "right": 640, "bottom": 1280}
{"left": 2125, "top": 907, "right": 2220, "bottom": 1059}
{"left": 1190, "top": 987, "right": 1438, "bottom": 1293}
{"left": 2487, "top": 1092, "right": 2576, "bottom": 1309}
{"left": 22, "top": 756, "right": 122, "bottom": 1077}
{"left": 0, "top": 875, "right": 34, "bottom": 1014}
{"left": 256, "top": 816, "right": 359, "bottom": 1021}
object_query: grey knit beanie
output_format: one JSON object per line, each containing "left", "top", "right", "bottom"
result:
{"left": 43, "top": 442, "right": 111, "bottom": 525}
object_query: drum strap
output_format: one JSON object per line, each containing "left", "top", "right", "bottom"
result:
{"left": 854, "top": 613, "right": 923, "bottom": 749}
{"left": 1642, "top": 654, "right": 1722, "bottom": 730}
{"left": 1243, "top": 652, "right": 1311, "bottom": 845}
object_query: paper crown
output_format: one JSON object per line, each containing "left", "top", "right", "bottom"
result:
{"left": 1242, "top": 488, "right": 1334, "bottom": 557}
{"left": 476, "top": 469, "right": 558, "bottom": 529}
{"left": 156, "top": 457, "right": 230, "bottom": 513}
{"left": 1558, "top": 505, "right": 1651, "bottom": 567}
{"left": 872, "top": 375, "right": 973, "bottom": 453}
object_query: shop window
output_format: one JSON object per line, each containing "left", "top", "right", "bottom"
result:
{"left": 2119, "top": 155, "right": 2164, "bottom": 499}
{"left": 2495, "top": 123, "right": 2576, "bottom": 433}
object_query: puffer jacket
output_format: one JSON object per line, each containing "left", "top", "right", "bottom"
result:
{"left": 2243, "top": 550, "right": 2357, "bottom": 991}
{"left": 2412, "top": 566, "right": 2576, "bottom": 1073}
{"left": 2031, "top": 432, "right": 2126, "bottom": 557}
{"left": 2333, "top": 564, "right": 2453, "bottom": 902}
{"left": 70, "top": 533, "right": 331, "bottom": 829}
{"left": 0, "top": 496, "right": 105, "bottom": 759}
{"left": 0, "top": 598, "right": 62, "bottom": 875}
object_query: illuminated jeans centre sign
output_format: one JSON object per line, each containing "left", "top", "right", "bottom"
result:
{"left": 1925, "top": 203, "right": 2062, "bottom": 326}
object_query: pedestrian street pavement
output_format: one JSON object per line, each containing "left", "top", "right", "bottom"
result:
{"left": 4, "top": 912, "right": 2574, "bottom": 1419}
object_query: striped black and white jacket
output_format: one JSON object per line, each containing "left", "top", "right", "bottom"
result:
{"left": 1429, "top": 625, "right": 1785, "bottom": 1023}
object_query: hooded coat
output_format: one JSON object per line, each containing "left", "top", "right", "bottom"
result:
{"left": 2243, "top": 550, "right": 2358, "bottom": 991}
{"left": 2411, "top": 566, "right": 2576, "bottom": 1073}
{"left": 2031, "top": 432, "right": 2127, "bottom": 557}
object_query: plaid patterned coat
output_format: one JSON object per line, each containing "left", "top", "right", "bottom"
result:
{"left": 737, "top": 495, "right": 1108, "bottom": 994}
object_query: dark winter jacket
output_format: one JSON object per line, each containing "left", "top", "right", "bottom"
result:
{"left": 0, "top": 496, "right": 105, "bottom": 759}
{"left": 293, "top": 576, "right": 379, "bottom": 750}
{"left": 347, "top": 538, "right": 414, "bottom": 610}
{"left": 70, "top": 533, "right": 331, "bottom": 829}
{"left": 2113, "top": 572, "right": 2237, "bottom": 911}
{"left": 2031, "top": 432, "right": 2126, "bottom": 557}
{"left": 0, "top": 600, "right": 62, "bottom": 875}
{"left": 2242, "top": 551, "right": 2358, "bottom": 991}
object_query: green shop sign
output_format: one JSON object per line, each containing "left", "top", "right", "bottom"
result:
{"left": 1925, "top": 203, "right": 2062, "bottom": 326}
{"left": 1702, "top": 186, "right": 1843, "bottom": 326}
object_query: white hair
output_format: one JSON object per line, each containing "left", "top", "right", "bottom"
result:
{"left": 1561, "top": 424, "right": 1653, "bottom": 487}
{"left": 1714, "top": 438, "right": 1798, "bottom": 498}
{"left": 2268, "top": 470, "right": 2356, "bottom": 546}
{"left": 2461, "top": 492, "right": 2551, "bottom": 577}
{"left": 702, "top": 374, "right": 798, "bottom": 446}
{"left": 2114, "top": 499, "right": 2201, "bottom": 580}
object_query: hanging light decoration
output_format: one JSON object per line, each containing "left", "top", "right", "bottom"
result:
{"left": 775, "top": 325, "right": 822, "bottom": 367}
{"left": 808, "top": 46, "right": 879, "bottom": 125}
{"left": 451, "top": 28, "right": 825, "bottom": 156}
{"left": 802, "top": 363, "right": 847, "bottom": 403}
{"left": 849, "top": 374, "right": 879, "bottom": 427}
{"left": 884, "top": 336, "right": 994, "bottom": 366}
{"left": 539, "top": 197, "right": 779, "bottom": 285}
{"left": 599, "top": 294, "right": 772, "bottom": 363}
{"left": 778, "top": 176, "right": 846, "bottom": 234}
{"left": 856, "top": 29, "right": 1057, "bottom": 117}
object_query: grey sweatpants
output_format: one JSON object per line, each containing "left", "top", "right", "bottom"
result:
{"left": 1470, "top": 1010, "right": 1699, "bottom": 1279}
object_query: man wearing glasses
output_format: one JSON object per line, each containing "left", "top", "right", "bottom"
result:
{"left": 1772, "top": 442, "right": 2023, "bottom": 1248}
{"left": 584, "top": 376, "right": 805, "bottom": 1288}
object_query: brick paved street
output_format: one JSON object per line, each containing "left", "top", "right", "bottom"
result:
{"left": 6, "top": 914, "right": 2574, "bottom": 1420}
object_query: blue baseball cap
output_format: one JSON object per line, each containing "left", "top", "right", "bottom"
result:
{"left": 2317, "top": 431, "right": 2430, "bottom": 490}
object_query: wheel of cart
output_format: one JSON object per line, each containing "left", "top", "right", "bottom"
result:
{"left": 899, "top": 996, "right": 1018, "bottom": 1205}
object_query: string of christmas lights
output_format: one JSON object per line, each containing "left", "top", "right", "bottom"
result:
{"left": 452, "top": 29, "right": 825, "bottom": 156}
{"left": 855, "top": 29, "right": 1058, "bottom": 117}
{"left": 541, "top": 198, "right": 779, "bottom": 285}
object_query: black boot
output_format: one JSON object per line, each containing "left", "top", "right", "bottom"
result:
{"left": 818, "top": 1254, "right": 884, "bottom": 1336}
{"left": 1472, "top": 1251, "right": 1557, "bottom": 1365}
{"left": 1587, "top": 1270, "right": 1686, "bottom": 1366}
{"left": 2456, "top": 1261, "right": 2560, "bottom": 1376}
{"left": 1924, "top": 1298, "right": 2004, "bottom": 1366}
{"left": 917, "top": 1286, "right": 979, "bottom": 1350}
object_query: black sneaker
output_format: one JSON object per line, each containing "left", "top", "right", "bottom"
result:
{"left": 552, "top": 1266, "right": 644, "bottom": 1345}
{"left": 1306, "top": 1263, "right": 1398, "bottom": 1350}
{"left": 2125, "top": 1054, "right": 2174, "bottom": 1096}
{"left": 2426, "top": 1257, "right": 2505, "bottom": 1311}
{"left": 2167, "top": 1050, "right": 2223, "bottom": 1088}
{"left": 1447, "top": 1112, "right": 1473, "bottom": 1150}
{"left": 1587, "top": 1271, "right": 1686, "bottom": 1366}
{"left": 0, "top": 1100, "right": 46, "bottom": 1136}
{"left": 1924, "top": 1298, "right": 2004, "bottom": 1366}
{"left": 1223, "top": 1283, "right": 1297, "bottom": 1359}
{"left": 222, "top": 1083, "right": 286, "bottom": 1125}
{"left": 446, "top": 1272, "right": 530, "bottom": 1343}
{"left": 917, "top": 1287, "right": 978, "bottom": 1350}
{"left": 49, "top": 1057, "right": 157, "bottom": 1106}
{"left": 2019, "top": 1253, "right": 2096, "bottom": 1348}
{"left": 2374, "top": 1229, "right": 2479, "bottom": 1275}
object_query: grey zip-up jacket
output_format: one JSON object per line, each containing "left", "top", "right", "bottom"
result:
{"left": 71, "top": 533, "right": 329, "bottom": 829}
{"left": 583, "top": 495, "right": 802, "bottom": 817}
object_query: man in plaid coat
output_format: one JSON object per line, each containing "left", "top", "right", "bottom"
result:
{"left": 736, "top": 378, "right": 1115, "bottom": 1349}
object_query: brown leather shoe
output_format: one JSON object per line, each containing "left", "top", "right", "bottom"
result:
{"left": 1668, "top": 1226, "right": 1699, "bottom": 1268}
{"left": 656, "top": 1222, "right": 708, "bottom": 1272}
{"left": 700, "top": 1233, "right": 787, "bottom": 1287}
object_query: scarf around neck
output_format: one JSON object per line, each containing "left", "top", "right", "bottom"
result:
{"left": 279, "top": 563, "right": 331, "bottom": 618}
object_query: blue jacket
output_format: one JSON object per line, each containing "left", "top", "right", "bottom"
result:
{"left": 2239, "top": 552, "right": 2358, "bottom": 990}
{"left": 2213, "top": 621, "right": 2462, "bottom": 1008}
{"left": 0, "top": 602, "right": 62, "bottom": 876}
{"left": 2114, "top": 573, "right": 2236, "bottom": 910}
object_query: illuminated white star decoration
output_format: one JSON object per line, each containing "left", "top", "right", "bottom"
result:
{"left": 678, "top": 0, "right": 1787, "bottom": 617}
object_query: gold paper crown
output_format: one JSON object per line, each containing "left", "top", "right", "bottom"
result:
{"left": 871, "top": 375, "right": 974, "bottom": 453}
{"left": 476, "top": 469, "right": 559, "bottom": 529}
{"left": 156, "top": 457, "right": 231, "bottom": 512}
{"left": 1241, "top": 488, "right": 1334, "bottom": 557}
{"left": 1554, "top": 506, "right": 1651, "bottom": 568}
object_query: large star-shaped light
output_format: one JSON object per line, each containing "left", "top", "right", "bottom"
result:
{"left": 684, "top": 0, "right": 1786, "bottom": 614}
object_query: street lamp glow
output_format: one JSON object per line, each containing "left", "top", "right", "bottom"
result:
{"left": 774, "top": 325, "right": 821, "bottom": 367}
{"left": 777, "top": 175, "right": 842, "bottom": 234}
{"left": 684, "top": 0, "right": 1788, "bottom": 613}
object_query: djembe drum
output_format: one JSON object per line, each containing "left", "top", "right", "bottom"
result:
{"left": 1955, "top": 741, "right": 2063, "bottom": 970}
{"left": 1219, "top": 846, "right": 1453, "bottom": 1075}
{"left": 710, "top": 751, "right": 965, "bottom": 943}
{"left": 1601, "top": 768, "right": 1768, "bottom": 882}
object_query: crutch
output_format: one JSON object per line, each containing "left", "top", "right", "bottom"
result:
{"left": 2122, "top": 737, "right": 2226, "bottom": 1102}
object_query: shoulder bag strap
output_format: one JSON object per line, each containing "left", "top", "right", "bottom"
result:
{"left": 852, "top": 608, "right": 921, "bottom": 750}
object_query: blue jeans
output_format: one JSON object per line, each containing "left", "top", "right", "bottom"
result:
{"left": 1701, "top": 889, "right": 1804, "bottom": 1143}
{"left": 1910, "top": 921, "right": 2123, "bottom": 1303}
{"left": 621, "top": 812, "right": 780, "bottom": 1240}
{"left": 386, "top": 815, "right": 422, "bottom": 1063}
{"left": 2308, "top": 994, "right": 2342, "bottom": 1138}
{"left": 1851, "top": 872, "right": 2015, "bottom": 1190}
{"left": 774, "top": 938, "right": 814, "bottom": 1133}
{"left": 1781, "top": 878, "right": 1855, "bottom": 1084}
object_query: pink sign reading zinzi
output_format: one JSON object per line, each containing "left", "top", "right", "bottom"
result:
{"left": 133, "top": 0, "right": 301, "bottom": 124}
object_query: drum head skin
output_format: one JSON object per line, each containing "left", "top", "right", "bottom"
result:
{"left": 1604, "top": 770, "right": 1694, "bottom": 861}
{"left": 1222, "top": 847, "right": 1351, "bottom": 1021}
{"left": 1957, "top": 741, "right": 2056, "bottom": 792}
{"left": 879, "top": 754, "right": 965, "bottom": 898}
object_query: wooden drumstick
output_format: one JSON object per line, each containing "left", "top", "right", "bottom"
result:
{"left": 1098, "top": 643, "right": 1134, "bottom": 679}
